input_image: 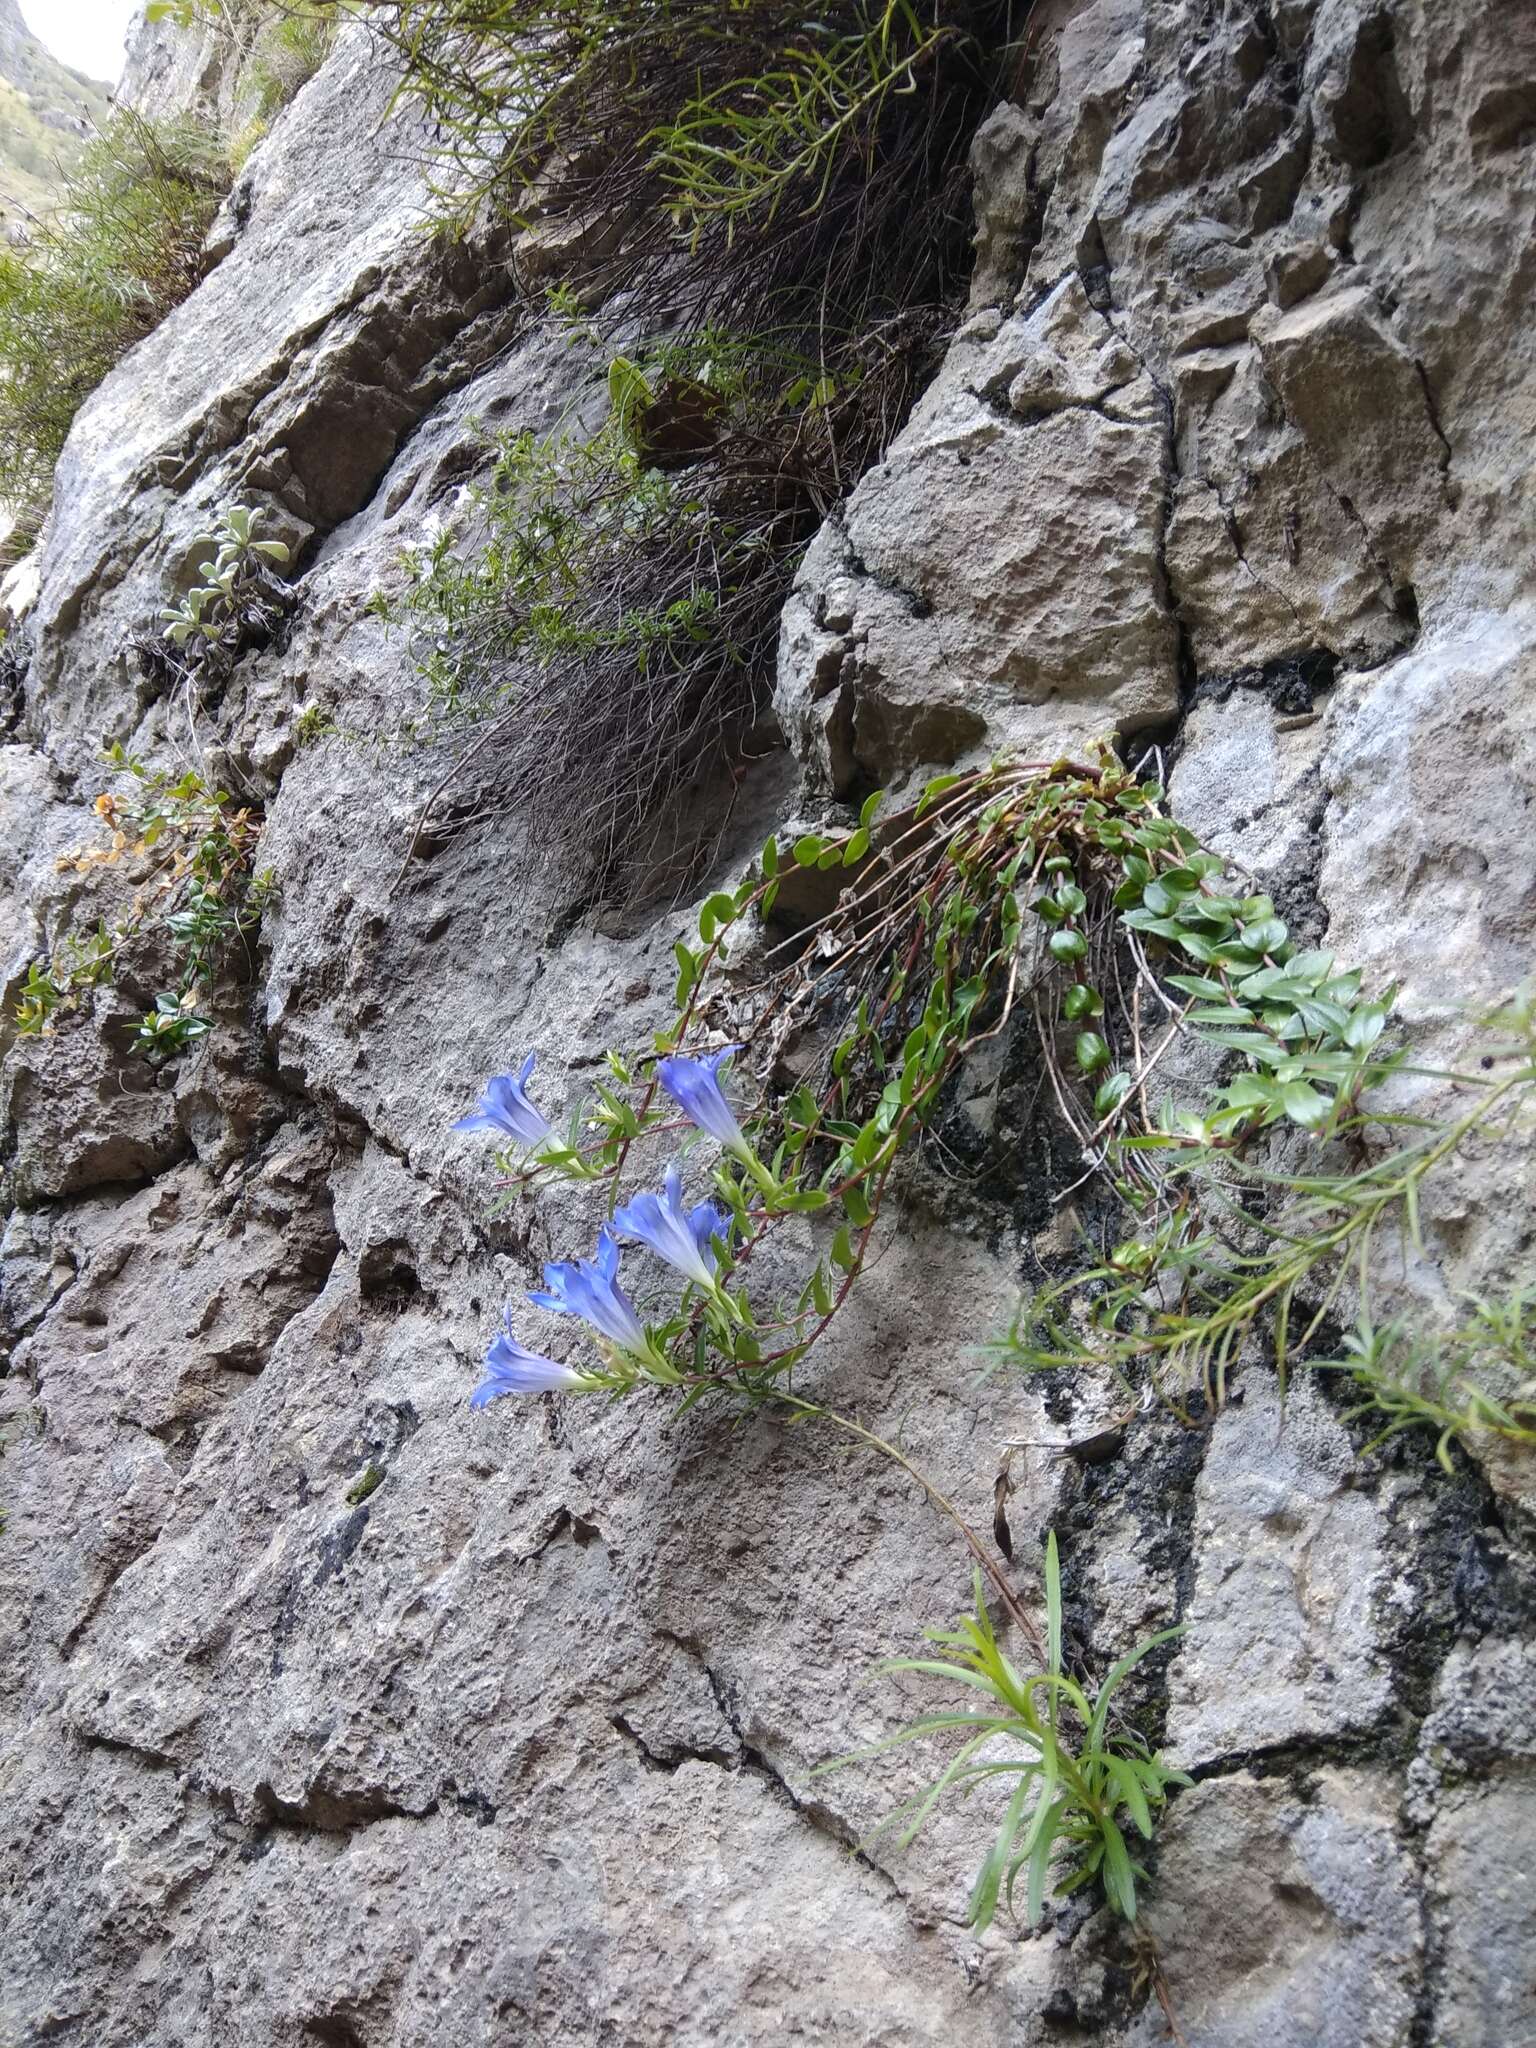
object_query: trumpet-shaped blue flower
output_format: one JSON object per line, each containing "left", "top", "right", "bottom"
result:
{"left": 613, "top": 1161, "right": 728, "bottom": 1291}
{"left": 657, "top": 1044, "right": 748, "bottom": 1153}
{"left": 471, "top": 1311, "right": 598, "bottom": 1407}
{"left": 657, "top": 1043, "right": 779, "bottom": 1193}
{"left": 453, "top": 1053, "right": 551, "bottom": 1146}
{"left": 529, "top": 1226, "right": 646, "bottom": 1355}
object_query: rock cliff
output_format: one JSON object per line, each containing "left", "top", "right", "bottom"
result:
{"left": 0, "top": 0, "right": 112, "bottom": 231}
{"left": 2, "top": 3, "right": 1534, "bottom": 2044}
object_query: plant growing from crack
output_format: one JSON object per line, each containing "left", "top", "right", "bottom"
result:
{"left": 153, "top": 504, "right": 293, "bottom": 689}
{"left": 15, "top": 746, "right": 274, "bottom": 1063}
{"left": 447, "top": 743, "right": 1530, "bottom": 1943}
{"left": 987, "top": 986, "right": 1536, "bottom": 1462}
{"left": 819, "top": 1532, "right": 1189, "bottom": 1931}
{"left": 376, "top": 0, "right": 1031, "bottom": 896}
{"left": 451, "top": 743, "right": 1404, "bottom": 1416}
{"left": 380, "top": 327, "right": 838, "bottom": 891}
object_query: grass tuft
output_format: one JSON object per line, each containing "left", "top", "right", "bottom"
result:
{"left": 0, "top": 112, "right": 227, "bottom": 542}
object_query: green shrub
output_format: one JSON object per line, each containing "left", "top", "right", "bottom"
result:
{"left": 0, "top": 113, "right": 227, "bottom": 537}
{"left": 378, "top": 0, "right": 1022, "bottom": 891}
{"left": 381, "top": 0, "right": 1014, "bottom": 258}
{"left": 386, "top": 324, "right": 846, "bottom": 890}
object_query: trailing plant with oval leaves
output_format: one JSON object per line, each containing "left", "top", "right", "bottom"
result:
{"left": 452, "top": 739, "right": 1534, "bottom": 1470}
{"left": 449, "top": 747, "right": 1396, "bottom": 1405}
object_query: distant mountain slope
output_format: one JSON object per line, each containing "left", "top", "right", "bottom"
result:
{"left": 0, "top": 0, "right": 113, "bottom": 232}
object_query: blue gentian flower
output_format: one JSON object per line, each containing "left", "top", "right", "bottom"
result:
{"left": 529, "top": 1226, "right": 647, "bottom": 1355}
{"left": 657, "top": 1043, "right": 777, "bottom": 1192}
{"left": 657, "top": 1044, "right": 748, "bottom": 1152}
{"left": 453, "top": 1052, "right": 551, "bottom": 1146}
{"left": 613, "top": 1161, "right": 728, "bottom": 1291}
{"left": 470, "top": 1311, "right": 597, "bottom": 1407}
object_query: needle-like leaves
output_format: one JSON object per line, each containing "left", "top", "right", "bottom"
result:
{"left": 819, "top": 1534, "right": 1189, "bottom": 1930}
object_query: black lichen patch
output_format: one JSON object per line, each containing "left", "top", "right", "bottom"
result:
{"left": 1196, "top": 645, "right": 1338, "bottom": 718}
{"left": 1310, "top": 1363, "right": 1536, "bottom": 1732}
{"left": 902, "top": 1013, "right": 1114, "bottom": 1252}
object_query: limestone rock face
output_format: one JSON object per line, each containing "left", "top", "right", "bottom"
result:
{"left": 2, "top": 2, "right": 1535, "bottom": 2045}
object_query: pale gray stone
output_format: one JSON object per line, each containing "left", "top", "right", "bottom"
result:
{"left": 1166, "top": 1377, "right": 1396, "bottom": 1766}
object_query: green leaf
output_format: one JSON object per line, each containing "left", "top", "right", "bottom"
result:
{"left": 1024, "top": 1789, "right": 1063, "bottom": 1925}
{"left": 673, "top": 941, "right": 699, "bottom": 1007}
{"left": 1093, "top": 1073, "right": 1133, "bottom": 1118}
{"left": 1063, "top": 983, "right": 1103, "bottom": 1022}
{"left": 842, "top": 1184, "right": 873, "bottom": 1228}
{"left": 916, "top": 773, "right": 964, "bottom": 816}
{"left": 761, "top": 835, "right": 779, "bottom": 878}
{"left": 1344, "top": 1003, "right": 1386, "bottom": 1050}
{"left": 1240, "top": 915, "right": 1289, "bottom": 956}
{"left": 1098, "top": 1815, "right": 1138, "bottom": 1920}
{"left": 793, "top": 834, "right": 825, "bottom": 866}
{"left": 859, "top": 789, "right": 884, "bottom": 830}
{"left": 830, "top": 1226, "right": 857, "bottom": 1272}
{"left": 1120, "top": 908, "right": 1184, "bottom": 939}
{"left": 843, "top": 827, "right": 870, "bottom": 866}
{"left": 1103, "top": 1755, "right": 1155, "bottom": 1839}
{"left": 699, "top": 890, "right": 737, "bottom": 941}
{"left": 1165, "top": 973, "right": 1226, "bottom": 1000}
{"left": 1280, "top": 1079, "right": 1331, "bottom": 1127}
{"left": 607, "top": 354, "right": 655, "bottom": 441}
{"left": 1074, "top": 1031, "right": 1111, "bottom": 1076}
{"left": 1048, "top": 930, "right": 1088, "bottom": 964}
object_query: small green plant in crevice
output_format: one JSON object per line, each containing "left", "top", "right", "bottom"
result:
{"left": 1320, "top": 1282, "right": 1536, "bottom": 1473}
{"left": 345, "top": 1462, "right": 384, "bottom": 1506}
{"left": 154, "top": 503, "right": 292, "bottom": 686}
{"left": 294, "top": 702, "right": 338, "bottom": 747}
{"left": 0, "top": 113, "right": 227, "bottom": 543}
{"left": 989, "top": 988, "right": 1536, "bottom": 1459}
{"left": 15, "top": 747, "right": 272, "bottom": 1064}
{"left": 653, "top": 0, "right": 967, "bottom": 239}
{"left": 819, "top": 1534, "right": 1188, "bottom": 1930}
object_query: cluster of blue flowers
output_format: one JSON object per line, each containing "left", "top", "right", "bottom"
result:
{"left": 455, "top": 1047, "right": 748, "bottom": 1407}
